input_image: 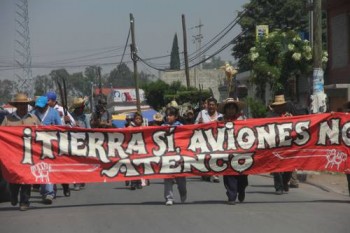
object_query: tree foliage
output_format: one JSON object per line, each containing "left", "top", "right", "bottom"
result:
{"left": 33, "top": 75, "right": 53, "bottom": 96}
{"left": 142, "top": 79, "right": 169, "bottom": 110}
{"left": 248, "top": 29, "right": 328, "bottom": 100}
{"left": 170, "top": 33, "right": 180, "bottom": 70}
{"left": 232, "top": 0, "right": 310, "bottom": 72}
{"left": 108, "top": 63, "right": 134, "bottom": 87}
{"left": 246, "top": 97, "right": 268, "bottom": 118}
{"left": 0, "top": 79, "right": 16, "bottom": 104}
{"left": 142, "top": 79, "right": 209, "bottom": 111}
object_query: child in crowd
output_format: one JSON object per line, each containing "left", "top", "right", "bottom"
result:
{"left": 162, "top": 106, "right": 187, "bottom": 206}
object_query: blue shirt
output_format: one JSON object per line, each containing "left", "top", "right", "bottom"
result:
{"left": 71, "top": 112, "right": 90, "bottom": 128}
{"left": 162, "top": 120, "right": 183, "bottom": 126}
{"left": 34, "top": 107, "right": 62, "bottom": 126}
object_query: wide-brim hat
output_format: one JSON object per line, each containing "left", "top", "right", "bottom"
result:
{"left": 186, "top": 109, "right": 194, "bottom": 115}
{"left": 9, "top": 93, "right": 31, "bottom": 105}
{"left": 71, "top": 97, "right": 85, "bottom": 109}
{"left": 153, "top": 112, "right": 163, "bottom": 122}
{"left": 270, "top": 95, "right": 287, "bottom": 106}
{"left": 29, "top": 96, "right": 41, "bottom": 107}
{"left": 169, "top": 100, "right": 178, "bottom": 108}
{"left": 218, "top": 98, "right": 245, "bottom": 113}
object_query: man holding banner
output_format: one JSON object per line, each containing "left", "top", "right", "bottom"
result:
{"left": 218, "top": 97, "right": 248, "bottom": 204}
{"left": 1, "top": 93, "right": 41, "bottom": 211}
{"left": 270, "top": 94, "right": 294, "bottom": 195}
{"left": 33, "top": 96, "right": 62, "bottom": 205}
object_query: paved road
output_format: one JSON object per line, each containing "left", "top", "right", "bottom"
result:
{"left": 0, "top": 175, "right": 349, "bottom": 233}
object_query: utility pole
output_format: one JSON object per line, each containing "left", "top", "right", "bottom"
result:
{"left": 90, "top": 82, "right": 95, "bottom": 112}
{"left": 97, "top": 67, "right": 102, "bottom": 96}
{"left": 192, "top": 20, "right": 203, "bottom": 69}
{"left": 130, "top": 13, "right": 141, "bottom": 113}
{"left": 192, "top": 20, "right": 204, "bottom": 88}
{"left": 182, "top": 14, "right": 190, "bottom": 88}
{"left": 310, "top": 0, "right": 327, "bottom": 113}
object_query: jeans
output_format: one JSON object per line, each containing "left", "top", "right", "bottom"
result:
{"left": 10, "top": 183, "right": 31, "bottom": 204}
{"left": 273, "top": 172, "right": 292, "bottom": 191}
{"left": 164, "top": 177, "right": 187, "bottom": 201}
{"left": 223, "top": 175, "right": 248, "bottom": 201}
{"left": 40, "top": 184, "right": 55, "bottom": 197}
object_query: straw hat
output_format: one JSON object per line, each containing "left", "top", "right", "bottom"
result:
{"left": 29, "top": 96, "right": 41, "bottom": 107}
{"left": 153, "top": 112, "right": 163, "bottom": 122}
{"left": 72, "top": 97, "right": 85, "bottom": 109}
{"left": 9, "top": 93, "right": 31, "bottom": 105}
{"left": 219, "top": 98, "right": 245, "bottom": 113}
{"left": 270, "top": 95, "right": 287, "bottom": 106}
{"left": 186, "top": 109, "right": 194, "bottom": 115}
{"left": 169, "top": 100, "right": 178, "bottom": 108}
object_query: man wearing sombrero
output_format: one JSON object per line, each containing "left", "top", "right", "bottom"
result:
{"left": 1, "top": 92, "right": 41, "bottom": 211}
{"left": 70, "top": 97, "right": 90, "bottom": 191}
{"left": 219, "top": 97, "right": 248, "bottom": 204}
{"left": 270, "top": 94, "right": 294, "bottom": 194}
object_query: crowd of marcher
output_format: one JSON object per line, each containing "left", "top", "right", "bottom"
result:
{"left": 0, "top": 91, "right": 100, "bottom": 210}
{"left": 0, "top": 91, "right": 349, "bottom": 210}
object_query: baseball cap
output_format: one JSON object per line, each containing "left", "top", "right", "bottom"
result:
{"left": 35, "top": 96, "right": 48, "bottom": 108}
{"left": 45, "top": 91, "right": 57, "bottom": 101}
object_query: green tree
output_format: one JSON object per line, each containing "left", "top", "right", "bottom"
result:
{"left": 232, "top": 0, "right": 309, "bottom": 72}
{"left": 246, "top": 97, "right": 268, "bottom": 118}
{"left": 139, "top": 71, "right": 155, "bottom": 86}
{"left": 49, "top": 69, "right": 71, "bottom": 99}
{"left": 142, "top": 79, "right": 210, "bottom": 111}
{"left": 70, "top": 72, "right": 88, "bottom": 96}
{"left": 248, "top": 29, "right": 328, "bottom": 100}
{"left": 108, "top": 63, "right": 134, "bottom": 87}
{"left": 170, "top": 33, "right": 180, "bottom": 70}
{"left": 168, "top": 81, "right": 186, "bottom": 94}
{"left": 33, "top": 75, "right": 54, "bottom": 96}
{"left": 0, "top": 79, "right": 15, "bottom": 104}
{"left": 84, "top": 66, "right": 99, "bottom": 86}
{"left": 142, "top": 79, "right": 170, "bottom": 110}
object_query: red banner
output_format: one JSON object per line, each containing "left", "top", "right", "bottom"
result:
{"left": 0, "top": 113, "right": 349, "bottom": 184}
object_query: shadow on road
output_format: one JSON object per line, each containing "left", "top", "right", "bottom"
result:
{"left": 1, "top": 199, "right": 349, "bottom": 212}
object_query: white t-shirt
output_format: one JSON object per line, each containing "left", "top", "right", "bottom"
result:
{"left": 195, "top": 109, "right": 222, "bottom": 124}
{"left": 54, "top": 104, "right": 76, "bottom": 126}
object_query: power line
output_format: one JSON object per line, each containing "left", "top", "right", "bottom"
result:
{"left": 186, "top": 9, "right": 247, "bottom": 65}
{"left": 38, "top": 47, "right": 125, "bottom": 65}
{"left": 138, "top": 10, "right": 247, "bottom": 71}
{"left": 138, "top": 29, "right": 246, "bottom": 72}
{"left": 117, "top": 28, "right": 131, "bottom": 69}
{"left": 1, "top": 10, "right": 248, "bottom": 76}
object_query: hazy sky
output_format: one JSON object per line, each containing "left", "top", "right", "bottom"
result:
{"left": 0, "top": 0, "right": 249, "bottom": 79}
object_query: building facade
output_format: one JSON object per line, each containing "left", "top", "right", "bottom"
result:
{"left": 324, "top": 0, "right": 350, "bottom": 111}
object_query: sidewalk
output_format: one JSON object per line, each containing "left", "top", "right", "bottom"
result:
{"left": 304, "top": 172, "right": 349, "bottom": 196}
